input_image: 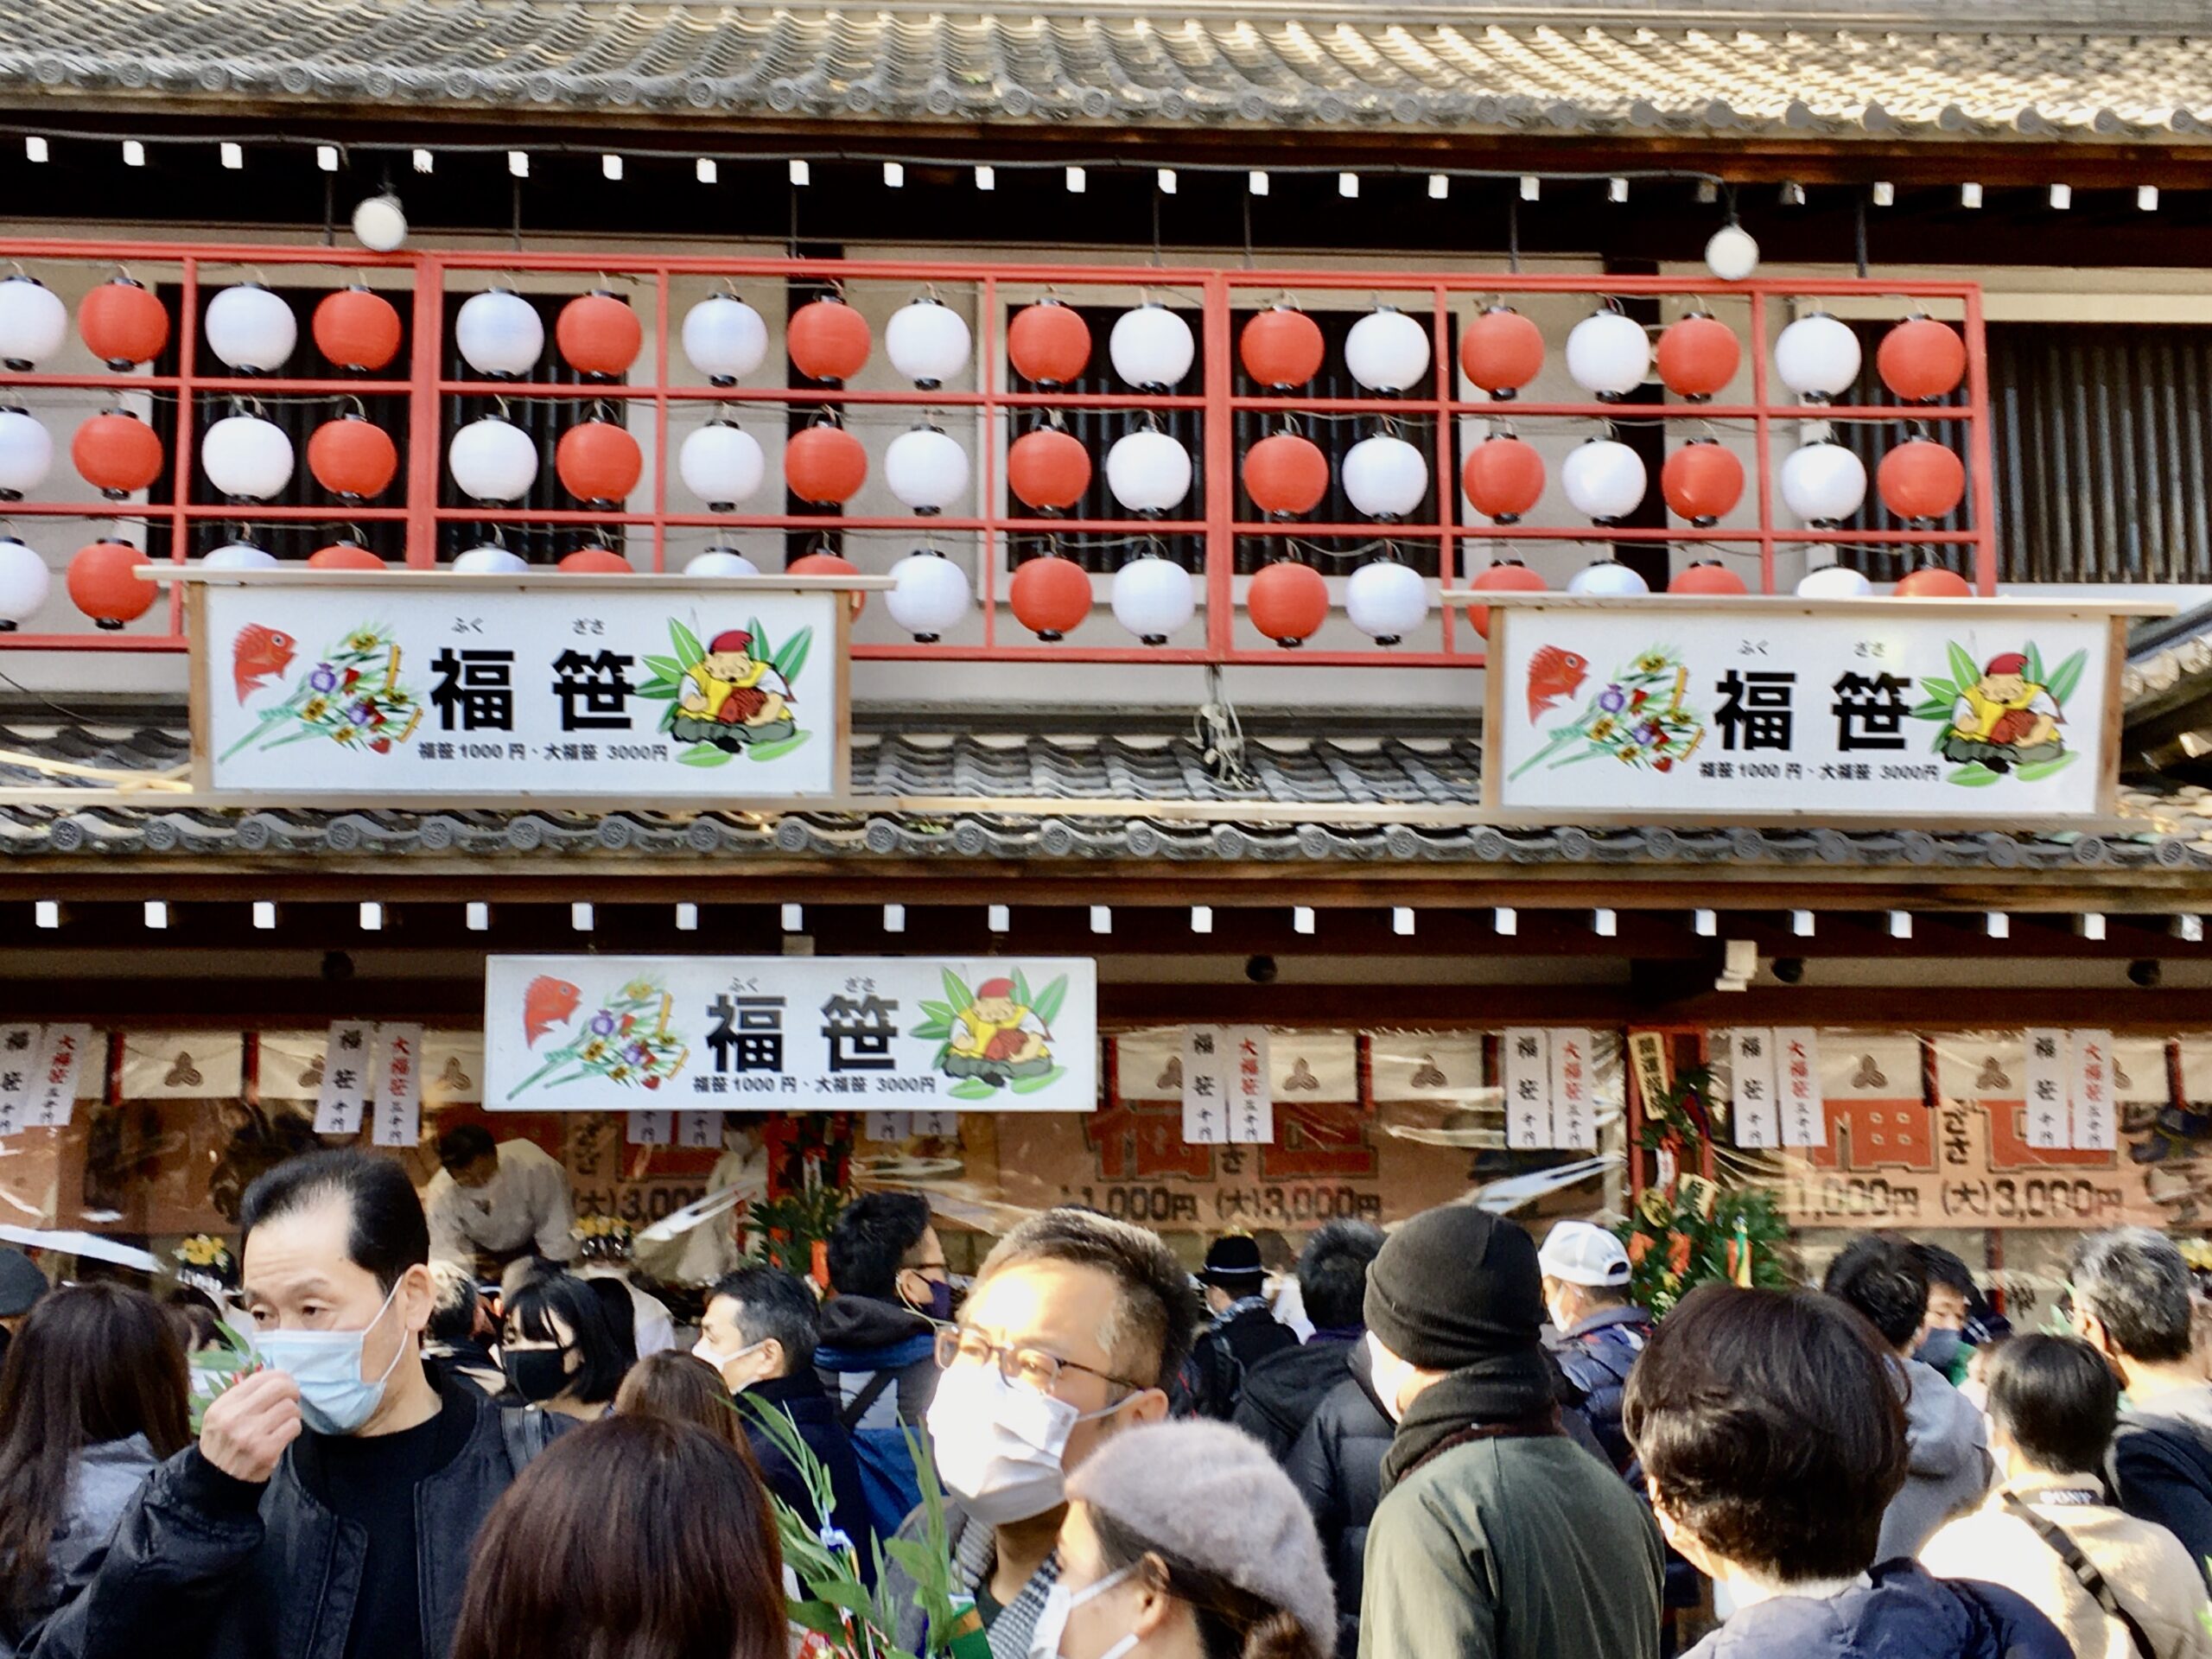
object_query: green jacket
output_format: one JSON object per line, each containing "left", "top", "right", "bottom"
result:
{"left": 1357, "top": 1434, "right": 1663, "bottom": 1659}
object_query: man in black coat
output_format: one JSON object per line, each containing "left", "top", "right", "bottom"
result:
{"left": 1235, "top": 1221, "right": 1386, "bottom": 1459}
{"left": 1286, "top": 1341, "right": 1394, "bottom": 1659}
{"left": 1180, "top": 1235, "right": 1298, "bottom": 1421}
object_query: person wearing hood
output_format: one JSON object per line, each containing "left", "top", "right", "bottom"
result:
{"left": 1537, "top": 1220, "right": 1651, "bottom": 1475}
{"left": 1823, "top": 1234, "right": 1993, "bottom": 1560}
{"left": 816, "top": 1192, "right": 950, "bottom": 1536}
{"left": 1234, "top": 1222, "right": 1384, "bottom": 1459}
{"left": 1626, "top": 1282, "right": 2068, "bottom": 1659}
{"left": 1357, "top": 1205, "right": 1662, "bottom": 1659}
{"left": 1285, "top": 1335, "right": 1394, "bottom": 1658}
{"left": 1182, "top": 1236, "right": 1300, "bottom": 1422}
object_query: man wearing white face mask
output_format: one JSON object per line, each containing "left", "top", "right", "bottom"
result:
{"left": 875, "top": 1207, "right": 1202, "bottom": 1659}
{"left": 29, "top": 1150, "right": 563, "bottom": 1659}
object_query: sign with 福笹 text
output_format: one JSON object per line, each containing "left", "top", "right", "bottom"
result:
{"left": 484, "top": 957, "right": 1096, "bottom": 1112}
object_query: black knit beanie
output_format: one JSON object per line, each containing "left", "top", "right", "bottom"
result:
{"left": 1363, "top": 1206, "right": 1544, "bottom": 1370}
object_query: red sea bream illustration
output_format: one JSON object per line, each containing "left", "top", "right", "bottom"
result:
{"left": 522, "top": 976, "right": 582, "bottom": 1046}
{"left": 1526, "top": 645, "right": 1590, "bottom": 721}
{"left": 232, "top": 624, "right": 296, "bottom": 704}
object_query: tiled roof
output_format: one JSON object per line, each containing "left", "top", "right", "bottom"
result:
{"left": 2, "top": 719, "right": 2209, "bottom": 874}
{"left": 5, "top": 0, "right": 2212, "bottom": 141}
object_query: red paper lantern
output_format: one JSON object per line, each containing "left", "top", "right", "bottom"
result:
{"left": 788, "top": 550, "right": 867, "bottom": 617}
{"left": 1464, "top": 558, "right": 1546, "bottom": 639}
{"left": 788, "top": 297, "right": 871, "bottom": 382}
{"left": 1877, "top": 317, "right": 1967, "bottom": 404}
{"left": 306, "top": 541, "right": 386, "bottom": 571}
{"left": 1877, "top": 438, "right": 1966, "bottom": 522}
{"left": 71, "top": 409, "right": 163, "bottom": 499}
{"left": 1239, "top": 307, "right": 1325, "bottom": 390}
{"left": 307, "top": 415, "right": 398, "bottom": 500}
{"left": 66, "top": 538, "right": 156, "bottom": 628}
{"left": 1660, "top": 439, "right": 1745, "bottom": 527}
{"left": 312, "top": 287, "right": 403, "bottom": 372}
{"left": 78, "top": 277, "right": 168, "bottom": 370}
{"left": 1248, "top": 560, "right": 1329, "bottom": 648}
{"left": 559, "top": 547, "right": 632, "bottom": 574}
{"left": 1007, "top": 429, "right": 1090, "bottom": 512}
{"left": 1459, "top": 306, "right": 1545, "bottom": 399}
{"left": 1007, "top": 301, "right": 1091, "bottom": 386}
{"left": 1460, "top": 435, "right": 1545, "bottom": 524}
{"left": 1668, "top": 559, "right": 1748, "bottom": 596}
{"left": 556, "top": 419, "right": 645, "bottom": 504}
{"left": 1243, "top": 433, "right": 1330, "bottom": 517}
{"left": 556, "top": 291, "right": 642, "bottom": 378}
{"left": 1010, "top": 554, "right": 1091, "bottom": 639}
{"left": 1894, "top": 565, "right": 1974, "bottom": 598}
{"left": 1655, "top": 313, "right": 1740, "bottom": 402}
{"left": 784, "top": 423, "right": 867, "bottom": 505}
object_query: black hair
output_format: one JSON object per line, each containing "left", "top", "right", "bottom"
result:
{"left": 1821, "top": 1233, "right": 1929, "bottom": 1350}
{"left": 1985, "top": 1333, "right": 2119, "bottom": 1478}
{"left": 585, "top": 1276, "right": 640, "bottom": 1370}
{"left": 1624, "top": 1284, "right": 1908, "bottom": 1585}
{"left": 825, "top": 1192, "right": 933, "bottom": 1302}
{"left": 976, "top": 1206, "right": 1205, "bottom": 1389}
{"left": 426, "top": 1261, "right": 481, "bottom": 1344}
{"left": 1297, "top": 1221, "right": 1386, "bottom": 1332}
{"left": 1909, "top": 1243, "right": 1976, "bottom": 1297}
{"left": 2070, "top": 1228, "right": 2196, "bottom": 1364}
{"left": 505, "top": 1270, "right": 630, "bottom": 1405}
{"left": 238, "top": 1148, "right": 429, "bottom": 1294}
{"left": 437, "top": 1123, "right": 497, "bottom": 1174}
{"left": 712, "top": 1265, "right": 822, "bottom": 1372}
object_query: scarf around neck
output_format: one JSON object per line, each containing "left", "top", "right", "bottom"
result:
{"left": 1381, "top": 1349, "right": 1562, "bottom": 1491}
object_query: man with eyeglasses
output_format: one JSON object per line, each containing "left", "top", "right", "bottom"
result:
{"left": 878, "top": 1206, "right": 1201, "bottom": 1659}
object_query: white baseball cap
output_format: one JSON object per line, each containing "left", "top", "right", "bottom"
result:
{"left": 1538, "top": 1220, "right": 1630, "bottom": 1288}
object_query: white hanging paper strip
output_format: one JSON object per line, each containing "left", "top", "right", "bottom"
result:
{"left": 2068, "top": 1028, "right": 2117, "bottom": 1151}
{"left": 2023, "top": 1027, "right": 2068, "bottom": 1150}
{"left": 626, "top": 1110, "right": 672, "bottom": 1147}
{"left": 1774, "top": 1027, "right": 1825, "bottom": 1147}
{"left": 866, "top": 1111, "right": 961, "bottom": 1141}
{"left": 257, "top": 1032, "right": 328, "bottom": 1102}
{"left": 1729, "top": 1028, "right": 1780, "bottom": 1148}
{"left": 1503, "top": 1027, "right": 1553, "bottom": 1149}
{"left": 1268, "top": 1031, "right": 1357, "bottom": 1102}
{"left": 371, "top": 1023, "right": 424, "bottom": 1148}
{"left": 1548, "top": 1028, "right": 1597, "bottom": 1149}
{"left": 120, "top": 1032, "right": 244, "bottom": 1100}
{"left": 1370, "top": 1033, "right": 1486, "bottom": 1103}
{"left": 676, "top": 1111, "right": 718, "bottom": 1148}
{"left": 1226, "top": 1027, "right": 1274, "bottom": 1146}
{"left": 315, "top": 1020, "right": 375, "bottom": 1135}
{"left": 1181, "top": 1027, "right": 1230, "bottom": 1145}
{"left": 0, "top": 1024, "right": 44, "bottom": 1135}
{"left": 422, "top": 1036, "right": 483, "bottom": 1108}
{"left": 1116, "top": 1030, "right": 1184, "bottom": 1102}
{"left": 26, "top": 1026, "right": 94, "bottom": 1129}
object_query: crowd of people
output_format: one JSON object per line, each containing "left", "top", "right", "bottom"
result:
{"left": 6, "top": 1144, "right": 2212, "bottom": 1659}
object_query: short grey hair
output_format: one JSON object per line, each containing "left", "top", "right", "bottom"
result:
{"left": 2070, "top": 1228, "right": 2195, "bottom": 1363}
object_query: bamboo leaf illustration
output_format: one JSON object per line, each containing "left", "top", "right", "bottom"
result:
{"left": 941, "top": 968, "right": 974, "bottom": 1010}
{"left": 1947, "top": 640, "right": 1979, "bottom": 695}
{"left": 1010, "top": 1068, "right": 1067, "bottom": 1096}
{"left": 1922, "top": 677, "right": 1959, "bottom": 702}
{"left": 746, "top": 732, "right": 811, "bottom": 763}
{"left": 670, "top": 620, "right": 705, "bottom": 671}
{"left": 774, "top": 625, "right": 814, "bottom": 686}
{"left": 950, "top": 1079, "right": 1000, "bottom": 1100}
{"left": 1013, "top": 968, "right": 1034, "bottom": 1012}
{"left": 1033, "top": 974, "right": 1069, "bottom": 1027}
{"left": 679, "top": 743, "right": 735, "bottom": 767}
{"left": 2047, "top": 648, "right": 2088, "bottom": 708}
{"left": 2026, "top": 642, "right": 2046, "bottom": 686}
{"left": 645, "top": 654, "right": 683, "bottom": 680}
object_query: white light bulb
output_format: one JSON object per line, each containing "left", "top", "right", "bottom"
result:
{"left": 1704, "top": 224, "right": 1761, "bottom": 282}
{"left": 351, "top": 194, "right": 408, "bottom": 252}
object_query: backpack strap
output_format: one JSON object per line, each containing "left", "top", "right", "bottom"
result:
{"left": 2000, "top": 1492, "right": 2158, "bottom": 1659}
{"left": 838, "top": 1368, "right": 899, "bottom": 1433}
{"left": 499, "top": 1404, "right": 557, "bottom": 1474}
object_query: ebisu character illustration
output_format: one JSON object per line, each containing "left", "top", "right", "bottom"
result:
{"left": 1942, "top": 651, "right": 2063, "bottom": 772}
{"left": 948, "top": 977, "right": 1051, "bottom": 1082}
{"left": 671, "top": 629, "right": 797, "bottom": 751}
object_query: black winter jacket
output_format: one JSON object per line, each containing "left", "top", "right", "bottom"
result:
{"left": 741, "top": 1370, "right": 878, "bottom": 1582}
{"left": 1183, "top": 1304, "right": 1298, "bottom": 1422}
{"left": 1234, "top": 1335, "right": 1357, "bottom": 1461}
{"left": 24, "top": 1369, "right": 561, "bottom": 1659}
{"left": 1286, "top": 1358, "right": 1393, "bottom": 1659}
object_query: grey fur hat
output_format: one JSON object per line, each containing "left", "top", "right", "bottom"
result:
{"left": 1065, "top": 1421, "right": 1336, "bottom": 1651}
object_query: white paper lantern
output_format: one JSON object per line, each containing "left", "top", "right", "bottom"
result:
{"left": 451, "top": 544, "right": 531, "bottom": 575}
{"left": 678, "top": 423, "right": 766, "bottom": 509}
{"left": 1345, "top": 559, "right": 1429, "bottom": 644}
{"left": 682, "top": 296, "right": 768, "bottom": 385}
{"left": 1342, "top": 435, "right": 1429, "bottom": 519}
{"left": 1704, "top": 224, "right": 1761, "bottom": 283}
{"left": 203, "top": 283, "right": 298, "bottom": 374}
{"left": 454, "top": 288, "right": 544, "bottom": 378}
{"left": 0, "top": 408, "right": 52, "bottom": 500}
{"left": 1780, "top": 441, "right": 1868, "bottom": 524}
{"left": 448, "top": 416, "right": 539, "bottom": 503}
{"left": 1774, "top": 313, "right": 1863, "bottom": 401}
{"left": 1344, "top": 308, "right": 1432, "bottom": 394}
{"left": 1567, "top": 559, "right": 1651, "bottom": 597}
{"left": 1109, "top": 303, "right": 1195, "bottom": 391}
{"left": 887, "top": 550, "right": 973, "bottom": 640}
{"left": 0, "top": 276, "right": 67, "bottom": 371}
{"left": 0, "top": 537, "right": 49, "bottom": 626}
{"left": 201, "top": 414, "right": 296, "bottom": 500}
{"left": 1796, "top": 563, "right": 1875, "bottom": 599}
{"left": 884, "top": 425, "right": 971, "bottom": 514}
{"left": 886, "top": 299, "right": 973, "bottom": 389}
{"left": 351, "top": 194, "right": 408, "bottom": 253}
{"left": 1566, "top": 308, "right": 1652, "bottom": 399}
{"left": 1111, "top": 555, "right": 1196, "bottom": 645}
{"left": 1560, "top": 438, "right": 1648, "bottom": 522}
{"left": 1104, "top": 429, "right": 1192, "bottom": 514}
{"left": 686, "top": 547, "right": 760, "bottom": 579}
{"left": 202, "top": 541, "right": 278, "bottom": 571}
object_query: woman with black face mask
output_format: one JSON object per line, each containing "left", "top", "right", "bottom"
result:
{"left": 499, "top": 1270, "right": 629, "bottom": 1423}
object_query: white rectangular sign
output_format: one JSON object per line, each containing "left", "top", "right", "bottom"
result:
{"left": 0, "top": 1024, "right": 42, "bottom": 1135}
{"left": 1548, "top": 1027, "right": 1595, "bottom": 1149}
{"left": 1225, "top": 1026, "right": 1274, "bottom": 1147}
{"left": 200, "top": 580, "right": 844, "bottom": 799}
{"left": 2024, "top": 1027, "right": 2069, "bottom": 1149}
{"left": 2069, "top": 1028, "right": 2117, "bottom": 1151}
{"left": 1775, "top": 1027, "right": 1825, "bottom": 1147}
{"left": 486, "top": 957, "right": 1096, "bottom": 1112}
{"left": 315, "top": 1020, "right": 375, "bottom": 1135}
{"left": 372, "top": 1023, "right": 424, "bottom": 1147}
{"left": 1183, "top": 1027, "right": 1229, "bottom": 1145}
{"left": 1503, "top": 1027, "right": 1551, "bottom": 1149}
{"left": 1493, "top": 606, "right": 2111, "bottom": 818}
{"left": 1728, "top": 1027, "right": 1780, "bottom": 1149}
